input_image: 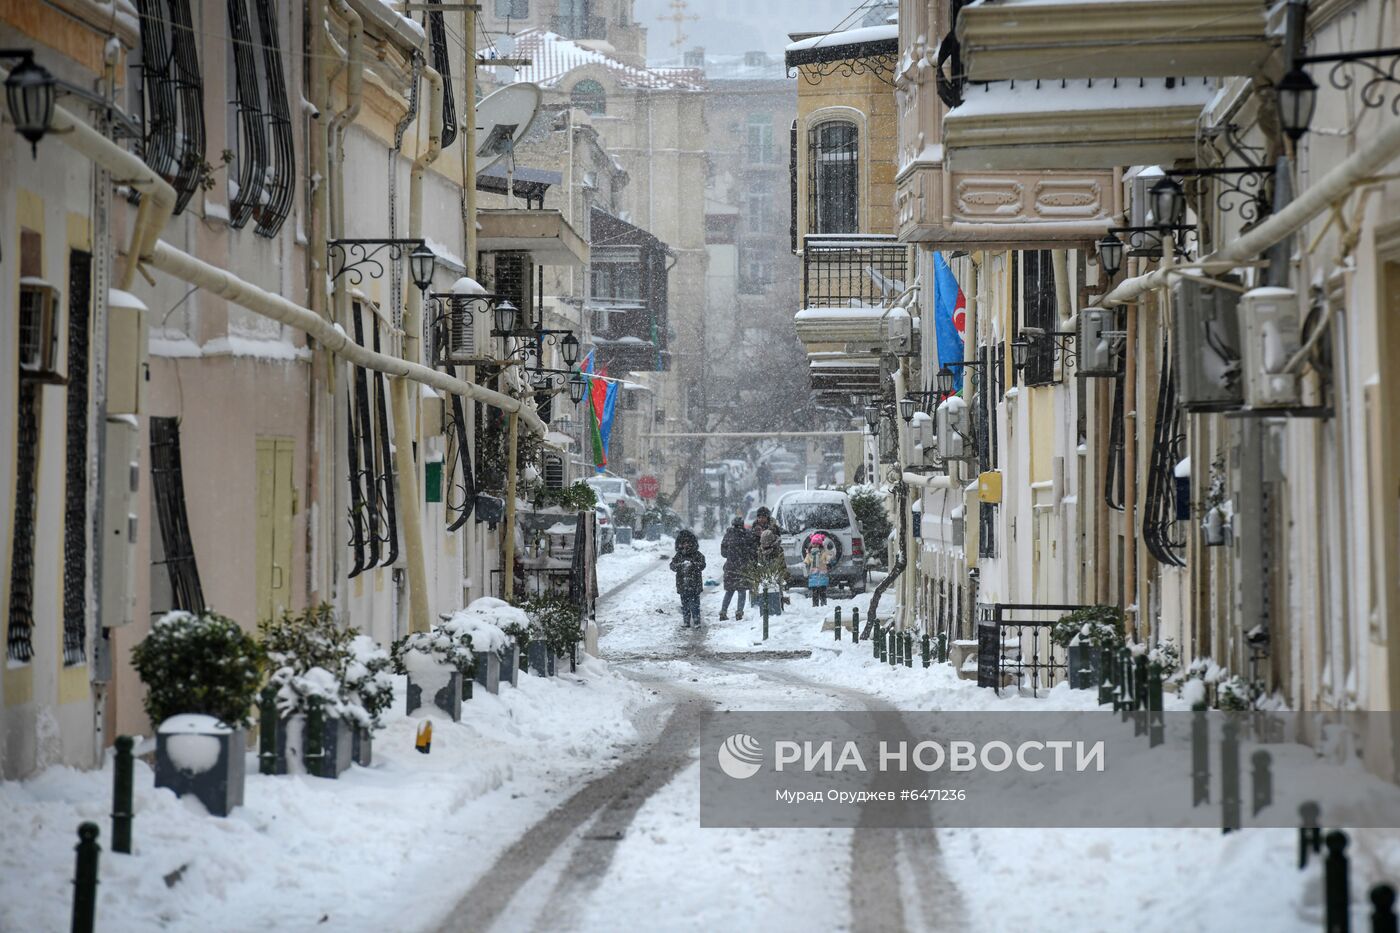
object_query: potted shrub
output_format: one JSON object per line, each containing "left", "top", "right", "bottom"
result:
{"left": 521, "top": 594, "right": 579, "bottom": 676}
{"left": 500, "top": 614, "right": 537, "bottom": 687}
{"left": 391, "top": 620, "right": 474, "bottom": 721}
{"left": 260, "top": 604, "right": 360, "bottom": 779}
{"left": 743, "top": 558, "right": 787, "bottom": 619}
{"left": 131, "top": 611, "right": 263, "bottom": 817}
{"left": 612, "top": 500, "right": 636, "bottom": 546}
{"left": 1051, "top": 605, "right": 1125, "bottom": 689}
{"left": 447, "top": 598, "right": 523, "bottom": 695}
{"left": 343, "top": 635, "right": 394, "bottom": 766}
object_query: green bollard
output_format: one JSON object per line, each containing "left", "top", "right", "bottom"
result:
{"left": 851, "top": 607, "right": 859, "bottom": 643}
{"left": 1134, "top": 655, "right": 1149, "bottom": 737}
{"left": 834, "top": 606, "right": 842, "bottom": 642}
{"left": 905, "top": 633, "right": 914, "bottom": 668}
{"left": 762, "top": 596, "right": 770, "bottom": 641}
{"left": 888, "top": 630, "right": 897, "bottom": 667}
{"left": 71, "top": 822, "right": 100, "bottom": 933}
{"left": 259, "top": 685, "right": 277, "bottom": 775}
{"left": 1098, "top": 645, "right": 1115, "bottom": 707}
{"left": 875, "top": 622, "right": 885, "bottom": 661}
{"left": 937, "top": 632, "right": 948, "bottom": 664}
{"left": 1117, "top": 647, "right": 1133, "bottom": 720}
{"left": 922, "top": 634, "right": 931, "bottom": 668}
{"left": 111, "top": 736, "right": 133, "bottom": 855}
{"left": 305, "top": 698, "right": 325, "bottom": 777}
{"left": 1148, "top": 661, "right": 1165, "bottom": 747}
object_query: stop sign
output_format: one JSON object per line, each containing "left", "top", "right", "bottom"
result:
{"left": 638, "top": 475, "right": 659, "bottom": 500}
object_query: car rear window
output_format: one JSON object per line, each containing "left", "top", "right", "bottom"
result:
{"left": 592, "top": 480, "right": 623, "bottom": 495}
{"left": 779, "top": 502, "right": 850, "bottom": 533}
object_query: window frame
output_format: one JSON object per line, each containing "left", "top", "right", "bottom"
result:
{"left": 807, "top": 119, "right": 860, "bottom": 235}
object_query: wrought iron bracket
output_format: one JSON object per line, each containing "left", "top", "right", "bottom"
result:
{"left": 1170, "top": 166, "right": 1276, "bottom": 227}
{"left": 328, "top": 238, "right": 425, "bottom": 286}
{"left": 1108, "top": 224, "right": 1197, "bottom": 261}
{"left": 1298, "top": 46, "right": 1400, "bottom": 117}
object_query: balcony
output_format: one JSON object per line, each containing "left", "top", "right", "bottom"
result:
{"left": 801, "top": 234, "right": 909, "bottom": 310}
{"left": 956, "top": 0, "right": 1273, "bottom": 82}
{"left": 477, "top": 209, "right": 589, "bottom": 267}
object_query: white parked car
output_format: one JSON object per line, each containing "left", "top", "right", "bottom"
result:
{"left": 772, "top": 489, "right": 866, "bottom": 593}
{"left": 585, "top": 475, "right": 644, "bottom": 530}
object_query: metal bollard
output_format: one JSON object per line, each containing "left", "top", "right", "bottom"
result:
{"left": 111, "top": 736, "right": 133, "bottom": 855}
{"left": 71, "top": 822, "right": 100, "bottom": 933}
{"left": 1371, "top": 884, "right": 1397, "bottom": 933}
{"left": 305, "top": 698, "right": 325, "bottom": 777}
{"left": 851, "top": 607, "right": 860, "bottom": 643}
{"left": 1300, "top": 801, "right": 1323, "bottom": 870}
{"left": 834, "top": 606, "right": 842, "bottom": 642}
{"left": 1251, "top": 749, "right": 1273, "bottom": 817}
{"left": 1116, "top": 647, "right": 1132, "bottom": 719}
{"left": 1148, "top": 662, "right": 1165, "bottom": 747}
{"left": 259, "top": 685, "right": 277, "bottom": 776}
{"left": 1192, "top": 710, "right": 1210, "bottom": 807}
{"left": 1325, "top": 830, "right": 1351, "bottom": 933}
{"left": 874, "top": 621, "right": 883, "bottom": 660}
{"left": 936, "top": 632, "right": 948, "bottom": 664}
{"left": 1222, "top": 715, "right": 1241, "bottom": 833}
{"left": 922, "top": 633, "right": 931, "bottom": 668}
{"left": 905, "top": 633, "right": 913, "bottom": 668}
{"left": 1133, "top": 655, "right": 1149, "bottom": 737}
{"left": 888, "top": 629, "right": 896, "bottom": 667}
{"left": 1098, "top": 645, "right": 1115, "bottom": 707}
{"left": 762, "top": 597, "right": 770, "bottom": 641}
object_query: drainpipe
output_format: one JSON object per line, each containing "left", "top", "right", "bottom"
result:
{"left": 1123, "top": 258, "right": 1139, "bottom": 638}
{"left": 406, "top": 63, "right": 443, "bottom": 365}
{"left": 326, "top": 0, "right": 364, "bottom": 331}
{"left": 463, "top": 5, "right": 477, "bottom": 277}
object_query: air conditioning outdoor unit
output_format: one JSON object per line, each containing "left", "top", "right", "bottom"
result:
{"left": 1077, "top": 307, "right": 1117, "bottom": 377}
{"left": 101, "top": 417, "right": 140, "bottom": 629}
{"left": 1173, "top": 276, "right": 1243, "bottom": 411}
{"left": 443, "top": 301, "right": 486, "bottom": 363}
{"left": 936, "top": 395, "right": 971, "bottom": 461}
{"left": 1239, "top": 287, "right": 1301, "bottom": 408}
{"left": 18, "top": 278, "right": 60, "bottom": 375}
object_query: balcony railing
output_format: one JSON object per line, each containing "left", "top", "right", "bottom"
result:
{"left": 801, "top": 234, "right": 909, "bottom": 310}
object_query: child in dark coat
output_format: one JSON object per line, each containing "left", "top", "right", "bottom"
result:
{"left": 670, "top": 529, "right": 706, "bottom": 628}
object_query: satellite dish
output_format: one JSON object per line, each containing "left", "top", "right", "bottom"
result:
{"left": 475, "top": 82, "right": 542, "bottom": 173}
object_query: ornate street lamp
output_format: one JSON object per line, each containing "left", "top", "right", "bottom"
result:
{"left": 1010, "top": 337, "right": 1031, "bottom": 372}
{"left": 3, "top": 52, "right": 54, "bottom": 157}
{"left": 568, "top": 370, "right": 588, "bottom": 404}
{"left": 408, "top": 243, "right": 437, "bottom": 291}
{"left": 936, "top": 367, "right": 956, "bottom": 396}
{"left": 1097, "top": 233, "right": 1125, "bottom": 277}
{"left": 561, "top": 331, "right": 580, "bottom": 366}
{"left": 493, "top": 299, "right": 519, "bottom": 336}
{"left": 864, "top": 404, "right": 880, "bottom": 430}
{"left": 1150, "top": 176, "right": 1187, "bottom": 228}
{"left": 1277, "top": 67, "right": 1318, "bottom": 141}
{"left": 899, "top": 395, "right": 916, "bottom": 423}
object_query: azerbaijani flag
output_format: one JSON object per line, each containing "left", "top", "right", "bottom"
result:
{"left": 582, "top": 351, "right": 607, "bottom": 469}
{"left": 933, "top": 252, "right": 968, "bottom": 393}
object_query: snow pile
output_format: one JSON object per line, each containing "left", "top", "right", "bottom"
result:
{"left": 445, "top": 597, "right": 527, "bottom": 654}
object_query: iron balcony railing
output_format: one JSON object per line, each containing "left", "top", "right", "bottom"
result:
{"left": 801, "top": 234, "right": 909, "bottom": 310}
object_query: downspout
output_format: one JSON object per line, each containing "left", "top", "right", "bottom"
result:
{"left": 326, "top": 0, "right": 364, "bottom": 331}
{"left": 405, "top": 63, "right": 443, "bottom": 364}
{"left": 463, "top": 4, "right": 477, "bottom": 278}
{"left": 1123, "top": 258, "right": 1139, "bottom": 638}
{"left": 869, "top": 367, "right": 911, "bottom": 632}
{"left": 396, "top": 61, "right": 442, "bottom": 635}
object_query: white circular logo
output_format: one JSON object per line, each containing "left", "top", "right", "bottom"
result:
{"left": 717, "top": 733, "right": 763, "bottom": 779}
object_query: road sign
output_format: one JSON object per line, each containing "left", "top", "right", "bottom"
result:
{"left": 638, "top": 475, "right": 659, "bottom": 500}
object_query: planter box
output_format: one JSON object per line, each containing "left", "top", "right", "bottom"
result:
{"left": 1068, "top": 644, "right": 1103, "bottom": 690}
{"left": 757, "top": 591, "right": 784, "bottom": 617}
{"left": 615, "top": 526, "right": 633, "bottom": 546}
{"left": 352, "top": 726, "right": 373, "bottom": 767}
{"left": 498, "top": 645, "right": 521, "bottom": 688}
{"left": 474, "top": 651, "right": 502, "bottom": 695}
{"left": 406, "top": 671, "right": 463, "bottom": 722}
{"left": 527, "top": 642, "right": 555, "bottom": 677}
{"left": 155, "top": 717, "right": 245, "bottom": 817}
{"left": 274, "top": 713, "right": 354, "bottom": 778}
{"left": 644, "top": 523, "right": 661, "bottom": 541}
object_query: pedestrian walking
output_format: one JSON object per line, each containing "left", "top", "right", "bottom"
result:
{"left": 804, "top": 532, "right": 833, "bottom": 607}
{"left": 669, "top": 529, "right": 706, "bottom": 628}
{"left": 719, "top": 515, "right": 756, "bottom": 620}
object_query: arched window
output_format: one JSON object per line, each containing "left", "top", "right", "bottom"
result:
{"left": 570, "top": 79, "right": 606, "bottom": 115}
{"left": 808, "top": 119, "right": 859, "bottom": 234}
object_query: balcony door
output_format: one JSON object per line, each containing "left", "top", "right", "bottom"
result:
{"left": 808, "top": 120, "right": 859, "bottom": 235}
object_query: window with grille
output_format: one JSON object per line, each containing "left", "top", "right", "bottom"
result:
{"left": 253, "top": 0, "right": 295, "bottom": 236}
{"left": 543, "top": 455, "right": 565, "bottom": 489}
{"left": 426, "top": 0, "right": 459, "bottom": 150}
{"left": 133, "top": 0, "right": 207, "bottom": 214}
{"left": 150, "top": 417, "right": 206, "bottom": 613}
{"left": 62, "top": 251, "right": 93, "bottom": 665}
{"left": 226, "top": 0, "right": 295, "bottom": 237}
{"left": 8, "top": 231, "right": 46, "bottom": 664}
{"left": 808, "top": 120, "right": 859, "bottom": 235}
{"left": 571, "top": 79, "right": 607, "bottom": 115}
{"left": 1020, "top": 250, "right": 1059, "bottom": 386}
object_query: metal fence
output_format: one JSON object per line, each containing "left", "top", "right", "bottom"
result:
{"left": 801, "top": 234, "right": 909, "bottom": 309}
{"left": 976, "top": 603, "right": 1090, "bottom": 696}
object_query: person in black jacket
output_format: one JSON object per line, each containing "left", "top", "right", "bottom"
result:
{"left": 670, "top": 529, "right": 706, "bottom": 628}
{"left": 719, "top": 516, "right": 756, "bottom": 621}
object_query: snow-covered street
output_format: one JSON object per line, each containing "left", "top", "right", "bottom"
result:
{"left": 4, "top": 535, "right": 1380, "bottom": 932}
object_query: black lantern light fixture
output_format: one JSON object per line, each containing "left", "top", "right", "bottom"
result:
{"left": 1097, "top": 233, "right": 1125, "bottom": 277}
{"left": 936, "top": 367, "right": 956, "bottom": 396}
{"left": 864, "top": 404, "right": 880, "bottom": 430}
{"left": 561, "top": 331, "right": 580, "bottom": 366}
{"left": 1010, "top": 337, "right": 1031, "bottom": 371}
{"left": 568, "top": 369, "right": 588, "bottom": 405}
{"left": 1149, "top": 175, "right": 1187, "bottom": 228}
{"left": 899, "top": 395, "right": 916, "bottom": 423}
{"left": 493, "top": 299, "right": 519, "bottom": 336}
{"left": 408, "top": 243, "right": 437, "bottom": 291}
{"left": 2, "top": 51, "right": 55, "bottom": 157}
{"left": 1277, "top": 67, "right": 1318, "bottom": 142}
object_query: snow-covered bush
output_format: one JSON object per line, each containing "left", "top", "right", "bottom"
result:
{"left": 343, "top": 635, "right": 395, "bottom": 730}
{"left": 447, "top": 597, "right": 525, "bottom": 655}
{"left": 519, "top": 593, "right": 581, "bottom": 658}
{"left": 390, "top": 622, "right": 475, "bottom": 679}
{"left": 132, "top": 610, "right": 264, "bottom": 729}
{"left": 846, "top": 484, "right": 891, "bottom": 565}
{"left": 742, "top": 557, "right": 787, "bottom": 595}
{"left": 1146, "top": 639, "right": 1181, "bottom": 679}
{"left": 260, "top": 604, "right": 355, "bottom": 720}
{"left": 1050, "top": 605, "right": 1125, "bottom": 651}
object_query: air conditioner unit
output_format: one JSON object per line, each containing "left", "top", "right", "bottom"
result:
{"left": 793, "top": 306, "right": 912, "bottom": 354}
{"left": 101, "top": 417, "right": 140, "bottom": 629}
{"left": 1077, "top": 307, "right": 1117, "bottom": 377}
{"left": 1239, "top": 287, "right": 1300, "bottom": 408}
{"left": 1173, "top": 275, "right": 1243, "bottom": 412}
{"left": 937, "top": 395, "right": 971, "bottom": 461}
{"left": 18, "top": 278, "right": 61, "bottom": 377}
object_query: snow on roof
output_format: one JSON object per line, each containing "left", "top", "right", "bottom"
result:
{"left": 952, "top": 78, "right": 1216, "bottom": 119}
{"left": 785, "top": 23, "right": 898, "bottom": 54}
{"left": 494, "top": 30, "right": 704, "bottom": 92}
